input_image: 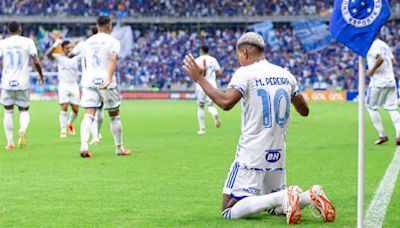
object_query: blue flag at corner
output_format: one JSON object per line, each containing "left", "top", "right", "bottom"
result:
{"left": 329, "top": 0, "right": 391, "bottom": 57}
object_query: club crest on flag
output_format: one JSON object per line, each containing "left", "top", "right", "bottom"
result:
{"left": 341, "top": 0, "right": 382, "bottom": 27}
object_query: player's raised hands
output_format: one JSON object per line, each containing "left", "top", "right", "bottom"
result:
{"left": 183, "top": 53, "right": 205, "bottom": 82}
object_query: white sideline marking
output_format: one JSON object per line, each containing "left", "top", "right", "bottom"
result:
{"left": 364, "top": 147, "right": 400, "bottom": 228}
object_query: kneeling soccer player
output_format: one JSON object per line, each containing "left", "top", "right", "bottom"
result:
{"left": 78, "top": 16, "right": 131, "bottom": 158}
{"left": 183, "top": 32, "right": 335, "bottom": 224}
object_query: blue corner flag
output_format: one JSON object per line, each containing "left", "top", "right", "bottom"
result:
{"left": 330, "top": 0, "right": 391, "bottom": 57}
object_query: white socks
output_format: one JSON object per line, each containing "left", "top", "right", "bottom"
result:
{"left": 19, "top": 111, "right": 30, "bottom": 134}
{"left": 4, "top": 110, "right": 14, "bottom": 145}
{"left": 208, "top": 105, "right": 218, "bottom": 117}
{"left": 60, "top": 111, "right": 67, "bottom": 132}
{"left": 388, "top": 110, "right": 400, "bottom": 138}
{"left": 68, "top": 111, "right": 78, "bottom": 125}
{"left": 80, "top": 114, "right": 94, "bottom": 152}
{"left": 368, "top": 109, "right": 385, "bottom": 137}
{"left": 299, "top": 191, "right": 311, "bottom": 208}
{"left": 224, "top": 191, "right": 285, "bottom": 219}
{"left": 110, "top": 116, "right": 123, "bottom": 151}
{"left": 91, "top": 110, "right": 104, "bottom": 140}
{"left": 197, "top": 108, "right": 205, "bottom": 131}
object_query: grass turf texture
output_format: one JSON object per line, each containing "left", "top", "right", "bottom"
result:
{"left": 0, "top": 100, "right": 399, "bottom": 227}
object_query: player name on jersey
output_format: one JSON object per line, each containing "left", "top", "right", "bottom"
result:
{"left": 255, "top": 77, "right": 290, "bottom": 87}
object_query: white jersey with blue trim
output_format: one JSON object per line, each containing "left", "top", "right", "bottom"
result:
{"left": 54, "top": 54, "right": 80, "bottom": 84}
{"left": 367, "top": 39, "right": 396, "bottom": 88}
{"left": 195, "top": 54, "right": 221, "bottom": 90}
{"left": 0, "top": 35, "right": 38, "bottom": 90}
{"left": 72, "top": 40, "right": 87, "bottom": 78}
{"left": 227, "top": 60, "right": 300, "bottom": 169}
{"left": 79, "top": 33, "right": 120, "bottom": 89}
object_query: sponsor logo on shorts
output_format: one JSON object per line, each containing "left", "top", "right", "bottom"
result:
{"left": 9, "top": 80, "right": 19, "bottom": 87}
{"left": 265, "top": 150, "right": 281, "bottom": 163}
{"left": 242, "top": 187, "right": 260, "bottom": 195}
{"left": 92, "top": 78, "right": 104, "bottom": 85}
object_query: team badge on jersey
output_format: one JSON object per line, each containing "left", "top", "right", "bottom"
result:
{"left": 341, "top": 0, "right": 382, "bottom": 27}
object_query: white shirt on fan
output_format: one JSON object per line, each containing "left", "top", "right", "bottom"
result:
{"left": 227, "top": 60, "right": 300, "bottom": 169}
{"left": 0, "top": 35, "right": 38, "bottom": 90}
{"left": 195, "top": 54, "right": 221, "bottom": 90}
{"left": 367, "top": 39, "right": 396, "bottom": 88}
{"left": 78, "top": 33, "right": 120, "bottom": 89}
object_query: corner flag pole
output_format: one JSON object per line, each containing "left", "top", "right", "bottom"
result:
{"left": 357, "top": 56, "right": 366, "bottom": 228}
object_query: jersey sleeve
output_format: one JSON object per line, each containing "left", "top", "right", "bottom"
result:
{"left": 287, "top": 72, "right": 301, "bottom": 99}
{"left": 228, "top": 68, "right": 248, "bottom": 96}
{"left": 28, "top": 39, "right": 38, "bottom": 56}
{"left": 111, "top": 39, "right": 121, "bottom": 55}
{"left": 213, "top": 58, "right": 221, "bottom": 71}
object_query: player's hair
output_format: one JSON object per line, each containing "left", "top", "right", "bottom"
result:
{"left": 8, "top": 21, "right": 21, "bottom": 33}
{"left": 90, "top": 26, "right": 98, "bottom": 35}
{"left": 97, "top": 16, "right": 111, "bottom": 27}
{"left": 200, "top": 45, "right": 209, "bottom": 54}
{"left": 237, "top": 43, "right": 265, "bottom": 53}
{"left": 61, "top": 40, "right": 71, "bottom": 48}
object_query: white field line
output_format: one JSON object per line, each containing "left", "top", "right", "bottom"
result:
{"left": 364, "top": 147, "right": 400, "bottom": 228}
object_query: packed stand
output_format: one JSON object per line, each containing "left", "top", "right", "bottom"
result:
{"left": 26, "top": 20, "right": 400, "bottom": 91}
{"left": 1, "top": 0, "right": 389, "bottom": 17}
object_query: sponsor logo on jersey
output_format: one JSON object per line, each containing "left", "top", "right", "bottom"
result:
{"left": 92, "top": 78, "right": 104, "bottom": 85}
{"left": 9, "top": 80, "right": 19, "bottom": 87}
{"left": 265, "top": 150, "right": 281, "bottom": 163}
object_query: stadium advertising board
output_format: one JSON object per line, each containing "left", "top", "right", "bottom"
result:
{"left": 301, "top": 91, "right": 347, "bottom": 102}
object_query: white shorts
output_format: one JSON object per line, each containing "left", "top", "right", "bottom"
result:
{"left": 59, "top": 83, "right": 80, "bottom": 105}
{"left": 196, "top": 89, "right": 213, "bottom": 106}
{"left": 1, "top": 90, "right": 30, "bottom": 108}
{"left": 222, "top": 161, "right": 286, "bottom": 200}
{"left": 367, "top": 86, "right": 398, "bottom": 111}
{"left": 81, "top": 87, "right": 120, "bottom": 110}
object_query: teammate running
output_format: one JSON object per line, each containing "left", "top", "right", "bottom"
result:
{"left": 183, "top": 32, "right": 335, "bottom": 224}
{"left": 195, "top": 45, "right": 223, "bottom": 135}
{"left": 0, "top": 21, "right": 44, "bottom": 149}
{"left": 78, "top": 16, "right": 131, "bottom": 158}
{"left": 46, "top": 39, "right": 80, "bottom": 138}
{"left": 366, "top": 37, "right": 400, "bottom": 145}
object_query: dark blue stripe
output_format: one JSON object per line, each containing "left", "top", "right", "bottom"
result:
{"left": 225, "top": 163, "right": 237, "bottom": 188}
{"left": 229, "top": 163, "right": 239, "bottom": 187}
{"left": 228, "top": 163, "right": 239, "bottom": 188}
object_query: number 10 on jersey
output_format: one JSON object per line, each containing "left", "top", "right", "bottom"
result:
{"left": 257, "top": 88, "right": 290, "bottom": 128}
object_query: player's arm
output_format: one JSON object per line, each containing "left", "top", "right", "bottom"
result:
{"left": 45, "top": 39, "right": 62, "bottom": 61}
{"left": 366, "top": 55, "right": 384, "bottom": 77}
{"left": 99, "top": 53, "right": 117, "bottom": 89}
{"left": 184, "top": 54, "right": 241, "bottom": 110}
{"left": 291, "top": 93, "right": 309, "bottom": 117}
{"left": 31, "top": 55, "right": 44, "bottom": 85}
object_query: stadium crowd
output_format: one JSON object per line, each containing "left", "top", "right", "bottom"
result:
{"left": 5, "top": 0, "right": 398, "bottom": 17}
{"left": 33, "top": 19, "right": 399, "bottom": 91}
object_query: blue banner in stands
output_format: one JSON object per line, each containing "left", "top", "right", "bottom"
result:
{"left": 291, "top": 20, "right": 334, "bottom": 53}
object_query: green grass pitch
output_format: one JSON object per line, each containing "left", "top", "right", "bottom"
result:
{"left": 0, "top": 100, "right": 400, "bottom": 227}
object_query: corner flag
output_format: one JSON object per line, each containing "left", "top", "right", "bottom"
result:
{"left": 330, "top": 0, "right": 391, "bottom": 57}
{"left": 329, "top": 1, "right": 391, "bottom": 227}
